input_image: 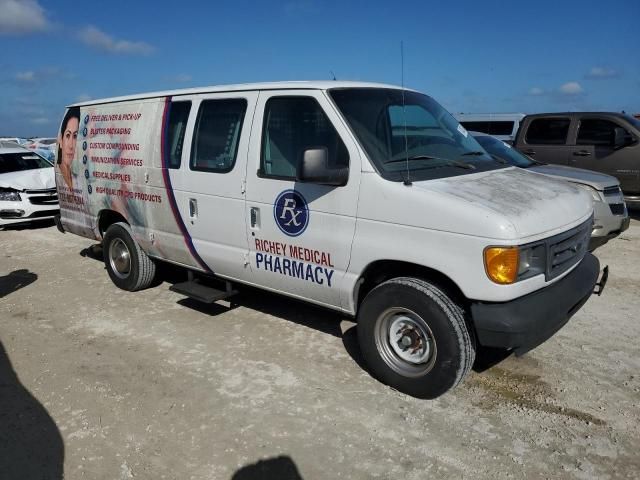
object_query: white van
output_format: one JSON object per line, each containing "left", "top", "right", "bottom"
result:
{"left": 454, "top": 113, "right": 526, "bottom": 143}
{"left": 54, "top": 82, "right": 605, "bottom": 399}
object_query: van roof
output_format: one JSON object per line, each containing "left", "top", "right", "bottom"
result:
{"left": 69, "top": 81, "right": 410, "bottom": 107}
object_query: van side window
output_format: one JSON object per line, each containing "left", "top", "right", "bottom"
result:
{"left": 525, "top": 118, "right": 570, "bottom": 145}
{"left": 190, "top": 99, "right": 247, "bottom": 173}
{"left": 577, "top": 118, "right": 631, "bottom": 147}
{"left": 165, "top": 102, "right": 191, "bottom": 169}
{"left": 260, "top": 97, "right": 349, "bottom": 179}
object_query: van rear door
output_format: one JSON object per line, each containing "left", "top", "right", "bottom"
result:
{"left": 244, "top": 90, "right": 361, "bottom": 310}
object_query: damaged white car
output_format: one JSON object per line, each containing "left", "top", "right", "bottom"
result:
{"left": 0, "top": 147, "right": 59, "bottom": 227}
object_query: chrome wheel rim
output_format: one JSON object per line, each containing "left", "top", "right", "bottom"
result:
{"left": 109, "top": 238, "right": 131, "bottom": 279}
{"left": 374, "top": 307, "right": 437, "bottom": 377}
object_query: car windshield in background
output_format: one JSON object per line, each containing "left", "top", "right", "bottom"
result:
{"left": 0, "top": 152, "right": 52, "bottom": 174}
{"left": 329, "top": 88, "right": 504, "bottom": 181}
{"left": 473, "top": 135, "right": 535, "bottom": 168}
{"left": 623, "top": 114, "right": 640, "bottom": 130}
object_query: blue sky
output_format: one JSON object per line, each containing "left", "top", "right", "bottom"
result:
{"left": 1, "top": 0, "right": 638, "bottom": 137}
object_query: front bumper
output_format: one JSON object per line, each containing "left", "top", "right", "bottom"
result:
{"left": 471, "top": 252, "right": 602, "bottom": 355}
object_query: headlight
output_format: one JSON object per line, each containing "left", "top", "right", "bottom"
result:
{"left": 0, "top": 190, "right": 21, "bottom": 201}
{"left": 575, "top": 183, "right": 602, "bottom": 202}
{"left": 484, "top": 244, "right": 545, "bottom": 284}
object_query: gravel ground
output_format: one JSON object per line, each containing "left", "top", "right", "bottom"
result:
{"left": 1, "top": 215, "right": 639, "bottom": 480}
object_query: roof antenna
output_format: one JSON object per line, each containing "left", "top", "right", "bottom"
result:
{"left": 330, "top": 70, "right": 337, "bottom": 81}
{"left": 401, "top": 41, "right": 411, "bottom": 186}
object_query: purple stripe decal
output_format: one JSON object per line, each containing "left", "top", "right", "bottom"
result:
{"left": 160, "top": 97, "right": 213, "bottom": 273}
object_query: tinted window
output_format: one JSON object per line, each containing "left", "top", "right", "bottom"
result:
{"left": 525, "top": 118, "right": 570, "bottom": 145}
{"left": 261, "top": 97, "right": 348, "bottom": 179}
{"left": 165, "top": 102, "right": 191, "bottom": 169}
{"left": 474, "top": 135, "right": 534, "bottom": 168}
{"left": 191, "top": 99, "right": 247, "bottom": 173}
{"left": 577, "top": 118, "right": 629, "bottom": 147}
{"left": 0, "top": 152, "right": 52, "bottom": 174}
{"left": 460, "top": 121, "right": 514, "bottom": 136}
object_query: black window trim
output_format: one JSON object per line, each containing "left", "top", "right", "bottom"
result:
{"left": 165, "top": 100, "right": 192, "bottom": 170}
{"left": 189, "top": 97, "right": 248, "bottom": 174}
{"left": 258, "top": 95, "right": 350, "bottom": 183}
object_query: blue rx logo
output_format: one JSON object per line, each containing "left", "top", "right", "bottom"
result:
{"left": 274, "top": 190, "right": 309, "bottom": 237}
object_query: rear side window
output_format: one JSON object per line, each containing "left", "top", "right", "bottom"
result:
{"left": 261, "top": 96, "right": 349, "bottom": 179}
{"left": 190, "top": 99, "right": 247, "bottom": 173}
{"left": 165, "top": 101, "right": 191, "bottom": 169}
{"left": 460, "top": 121, "right": 514, "bottom": 136}
{"left": 577, "top": 118, "right": 629, "bottom": 146}
{"left": 525, "top": 118, "right": 570, "bottom": 145}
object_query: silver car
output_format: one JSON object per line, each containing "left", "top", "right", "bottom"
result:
{"left": 472, "top": 132, "right": 630, "bottom": 250}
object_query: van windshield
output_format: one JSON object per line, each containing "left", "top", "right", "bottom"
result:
{"left": 329, "top": 88, "right": 505, "bottom": 182}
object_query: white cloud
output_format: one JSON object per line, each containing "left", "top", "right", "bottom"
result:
{"left": 559, "top": 82, "right": 583, "bottom": 95}
{"left": 31, "top": 117, "right": 50, "bottom": 124}
{"left": 0, "top": 0, "right": 49, "bottom": 35}
{"left": 79, "top": 25, "right": 154, "bottom": 55}
{"left": 15, "top": 71, "right": 35, "bottom": 82}
{"left": 585, "top": 67, "right": 619, "bottom": 79}
{"left": 528, "top": 87, "right": 544, "bottom": 96}
{"left": 13, "top": 67, "right": 72, "bottom": 84}
{"left": 76, "top": 93, "right": 92, "bottom": 102}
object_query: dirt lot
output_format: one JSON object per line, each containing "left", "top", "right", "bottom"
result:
{"left": 1, "top": 215, "right": 639, "bottom": 480}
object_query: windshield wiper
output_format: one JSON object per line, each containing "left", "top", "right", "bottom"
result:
{"left": 461, "top": 151, "right": 485, "bottom": 156}
{"left": 385, "top": 155, "right": 476, "bottom": 170}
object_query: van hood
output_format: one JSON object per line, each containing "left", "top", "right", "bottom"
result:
{"left": 527, "top": 164, "right": 619, "bottom": 190}
{"left": 412, "top": 167, "right": 592, "bottom": 239}
{"left": 0, "top": 167, "right": 55, "bottom": 190}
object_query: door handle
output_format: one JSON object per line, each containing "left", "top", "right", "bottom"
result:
{"left": 523, "top": 149, "right": 536, "bottom": 156}
{"left": 250, "top": 207, "right": 260, "bottom": 228}
{"left": 573, "top": 150, "right": 591, "bottom": 157}
{"left": 189, "top": 198, "right": 198, "bottom": 218}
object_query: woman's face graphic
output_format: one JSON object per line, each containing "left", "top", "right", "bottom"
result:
{"left": 61, "top": 117, "right": 79, "bottom": 165}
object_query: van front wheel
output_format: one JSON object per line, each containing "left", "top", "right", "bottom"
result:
{"left": 103, "top": 222, "right": 156, "bottom": 291}
{"left": 357, "top": 277, "right": 475, "bottom": 399}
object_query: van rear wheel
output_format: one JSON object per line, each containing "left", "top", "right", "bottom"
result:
{"left": 357, "top": 277, "right": 475, "bottom": 399}
{"left": 103, "top": 222, "right": 156, "bottom": 291}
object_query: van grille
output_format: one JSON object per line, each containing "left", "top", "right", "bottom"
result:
{"left": 546, "top": 217, "right": 591, "bottom": 280}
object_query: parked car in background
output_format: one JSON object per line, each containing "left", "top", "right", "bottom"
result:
{"left": 0, "top": 137, "right": 31, "bottom": 147}
{"left": 454, "top": 113, "right": 525, "bottom": 144}
{"left": 473, "top": 132, "right": 629, "bottom": 250}
{"left": 27, "top": 137, "right": 57, "bottom": 163}
{"left": 0, "top": 147, "right": 59, "bottom": 227}
{"left": 514, "top": 113, "right": 640, "bottom": 206}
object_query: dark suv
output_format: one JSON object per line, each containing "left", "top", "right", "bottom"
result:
{"left": 514, "top": 113, "right": 640, "bottom": 205}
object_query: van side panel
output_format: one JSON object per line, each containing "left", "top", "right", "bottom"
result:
{"left": 54, "top": 99, "right": 202, "bottom": 270}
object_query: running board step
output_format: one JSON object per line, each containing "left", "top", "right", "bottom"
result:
{"left": 170, "top": 280, "right": 237, "bottom": 304}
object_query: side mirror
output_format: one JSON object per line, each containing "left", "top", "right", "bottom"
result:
{"left": 613, "top": 127, "right": 627, "bottom": 150}
{"left": 297, "top": 147, "right": 348, "bottom": 186}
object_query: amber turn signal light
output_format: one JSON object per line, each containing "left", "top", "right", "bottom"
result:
{"left": 484, "top": 247, "right": 520, "bottom": 284}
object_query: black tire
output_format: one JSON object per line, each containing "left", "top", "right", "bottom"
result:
{"left": 102, "top": 222, "right": 156, "bottom": 291}
{"left": 357, "top": 277, "right": 475, "bottom": 399}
